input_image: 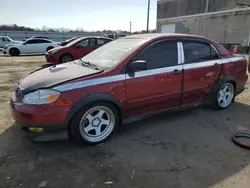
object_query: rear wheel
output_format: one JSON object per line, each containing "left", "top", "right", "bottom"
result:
{"left": 60, "top": 54, "right": 73, "bottom": 63}
{"left": 9, "top": 48, "right": 20, "bottom": 56}
{"left": 70, "top": 102, "right": 119, "bottom": 145}
{"left": 214, "top": 82, "right": 235, "bottom": 109}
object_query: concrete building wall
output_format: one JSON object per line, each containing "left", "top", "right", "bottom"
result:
{"left": 157, "top": 0, "right": 245, "bottom": 19}
{"left": 157, "top": 9, "right": 250, "bottom": 45}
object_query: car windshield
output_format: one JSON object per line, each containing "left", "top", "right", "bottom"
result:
{"left": 5, "top": 36, "right": 12, "bottom": 42}
{"left": 81, "top": 38, "right": 146, "bottom": 69}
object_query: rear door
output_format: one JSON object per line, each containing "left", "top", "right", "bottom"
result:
{"left": 125, "top": 40, "right": 183, "bottom": 115}
{"left": 37, "top": 39, "right": 53, "bottom": 53}
{"left": 181, "top": 39, "right": 222, "bottom": 105}
{"left": 74, "top": 38, "right": 97, "bottom": 59}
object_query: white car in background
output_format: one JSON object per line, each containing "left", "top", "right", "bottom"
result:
{"left": 3, "top": 38, "right": 58, "bottom": 56}
{"left": 0, "top": 36, "right": 22, "bottom": 48}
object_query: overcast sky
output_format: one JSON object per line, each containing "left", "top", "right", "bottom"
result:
{"left": 1, "top": 0, "right": 157, "bottom": 31}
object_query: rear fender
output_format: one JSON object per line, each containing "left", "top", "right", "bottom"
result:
{"left": 208, "top": 76, "right": 236, "bottom": 102}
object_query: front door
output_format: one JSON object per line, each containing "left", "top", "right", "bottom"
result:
{"left": 181, "top": 39, "right": 222, "bottom": 105}
{"left": 125, "top": 40, "right": 183, "bottom": 115}
{"left": 22, "top": 39, "right": 41, "bottom": 54}
{"left": 74, "top": 38, "right": 97, "bottom": 59}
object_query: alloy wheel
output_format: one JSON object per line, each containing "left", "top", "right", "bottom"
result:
{"left": 217, "top": 83, "right": 234, "bottom": 108}
{"left": 79, "top": 106, "right": 115, "bottom": 143}
{"left": 62, "top": 55, "right": 72, "bottom": 63}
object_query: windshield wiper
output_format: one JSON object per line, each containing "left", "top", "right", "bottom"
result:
{"left": 79, "top": 59, "right": 99, "bottom": 70}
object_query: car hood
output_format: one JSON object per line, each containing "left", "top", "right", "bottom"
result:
{"left": 47, "top": 46, "right": 66, "bottom": 53}
{"left": 20, "top": 61, "right": 102, "bottom": 93}
{"left": 12, "top": 40, "right": 22, "bottom": 44}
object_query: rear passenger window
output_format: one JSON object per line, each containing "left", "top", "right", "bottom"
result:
{"left": 135, "top": 41, "right": 178, "bottom": 70}
{"left": 183, "top": 42, "right": 219, "bottom": 64}
{"left": 97, "top": 39, "right": 105, "bottom": 45}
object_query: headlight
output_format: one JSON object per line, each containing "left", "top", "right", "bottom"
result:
{"left": 22, "top": 89, "right": 60, "bottom": 105}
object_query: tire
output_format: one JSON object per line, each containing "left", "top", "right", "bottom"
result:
{"left": 9, "top": 48, "right": 20, "bottom": 56}
{"left": 46, "top": 46, "right": 54, "bottom": 52}
{"left": 60, "top": 54, "right": 73, "bottom": 63}
{"left": 212, "top": 82, "right": 235, "bottom": 110}
{"left": 70, "top": 102, "right": 119, "bottom": 145}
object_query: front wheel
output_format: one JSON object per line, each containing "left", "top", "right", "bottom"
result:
{"left": 215, "top": 82, "right": 235, "bottom": 109}
{"left": 9, "top": 48, "right": 20, "bottom": 56}
{"left": 70, "top": 102, "right": 119, "bottom": 145}
{"left": 60, "top": 54, "right": 73, "bottom": 63}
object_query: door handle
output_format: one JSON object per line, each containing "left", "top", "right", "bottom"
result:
{"left": 172, "top": 69, "right": 181, "bottom": 74}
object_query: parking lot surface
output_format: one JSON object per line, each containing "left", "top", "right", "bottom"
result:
{"left": 0, "top": 55, "right": 250, "bottom": 188}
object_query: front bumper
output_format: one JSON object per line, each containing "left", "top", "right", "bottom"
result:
{"left": 45, "top": 53, "right": 58, "bottom": 64}
{"left": 21, "top": 122, "right": 69, "bottom": 142}
{"left": 10, "top": 99, "right": 71, "bottom": 141}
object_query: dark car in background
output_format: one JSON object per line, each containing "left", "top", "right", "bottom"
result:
{"left": 45, "top": 36, "right": 112, "bottom": 64}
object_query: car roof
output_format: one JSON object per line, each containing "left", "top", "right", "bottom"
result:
{"left": 124, "top": 33, "right": 210, "bottom": 41}
{"left": 73, "top": 36, "right": 113, "bottom": 43}
{"left": 26, "top": 38, "right": 54, "bottom": 42}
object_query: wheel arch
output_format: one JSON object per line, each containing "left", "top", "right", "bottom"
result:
{"left": 208, "top": 75, "right": 236, "bottom": 104}
{"left": 213, "top": 76, "right": 236, "bottom": 91}
{"left": 9, "top": 47, "right": 20, "bottom": 55}
{"left": 65, "top": 92, "right": 123, "bottom": 124}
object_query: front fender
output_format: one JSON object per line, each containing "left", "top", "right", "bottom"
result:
{"left": 65, "top": 92, "right": 123, "bottom": 122}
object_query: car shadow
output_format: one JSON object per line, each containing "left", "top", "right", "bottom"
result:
{"left": 0, "top": 102, "right": 250, "bottom": 188}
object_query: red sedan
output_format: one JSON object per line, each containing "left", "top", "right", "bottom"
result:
{"left": 45, "top": 36, "right": 112, "bottom": 64}
{"left": 11, "top": 34, "right": 248, "bottom": 144}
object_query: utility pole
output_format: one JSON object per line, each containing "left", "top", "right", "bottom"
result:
{"left": 130, "top": 21, "right": 132, "bottom": 33}
{"left": 146, "top": 0, "right": 150, "bottom": 33}
{"left": 205, "top": 0, "right": 210, "bottom": 13}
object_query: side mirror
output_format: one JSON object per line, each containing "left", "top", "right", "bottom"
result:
{"left": 23, "top": 42, "right": 27, "bottom": 45}
{"left": 128, "top": 60, "right": 147, "bottom": 72}
{"left": 76, "top": 44, "right": 81, "bottom": 48}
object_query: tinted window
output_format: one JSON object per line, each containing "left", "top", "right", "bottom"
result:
{"left": 97, "top": 39, "right": 105, "bottom": 45}
{"left": 26, "top": 39, "right": 40, "bottom": 44}
{"left": 38, "top": 39, "right": 51, "bottom": 43}
{"left": 183, "top": 42, "right": 219, "bottom": 64}
{"left": 2, "top": 37, "right": 11, "bottom": 42}
{"left": 134, "top": 41, "right": 178, "bottom": 70}
{"left": 97, "top": 39, "right": 110, "bottom": 45}
{"left": 27, "top": 39, "right": 51, "bottom": 44}
{"left": 78, "top": 39, "right": 96, "bottom": 47}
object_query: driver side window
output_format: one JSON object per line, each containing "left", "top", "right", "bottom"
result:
{"left": 133, "top": 41, "right": 178, "bottom": 71}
